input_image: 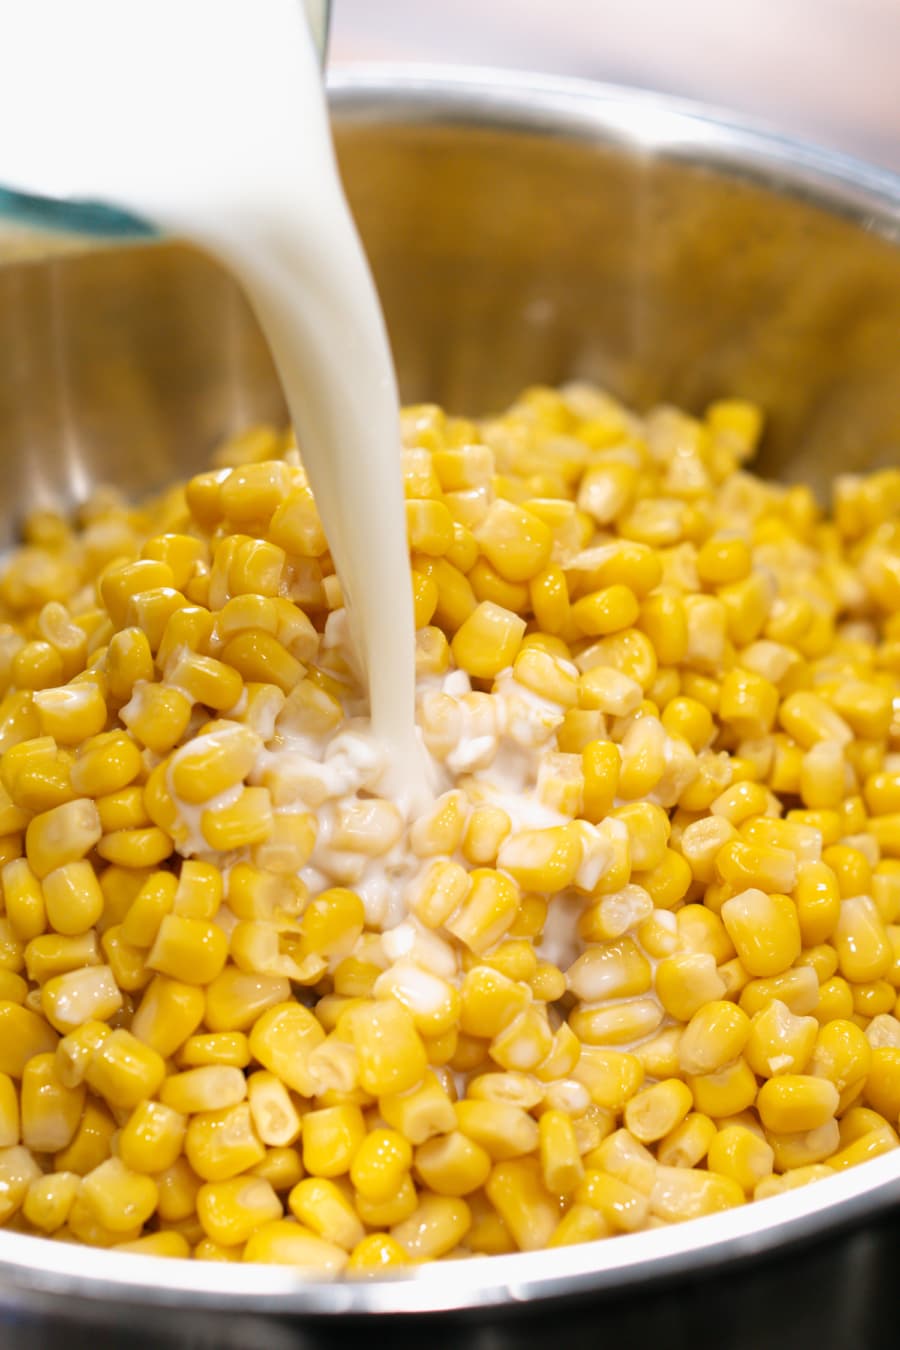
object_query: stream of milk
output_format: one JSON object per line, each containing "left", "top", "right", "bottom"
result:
{"left": 1, "top": 0, "right": 429, "bottom": 807}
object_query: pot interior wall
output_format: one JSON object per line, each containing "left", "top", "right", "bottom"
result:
{"left": 0, "top": 94, "right": 898, "bottom": 550}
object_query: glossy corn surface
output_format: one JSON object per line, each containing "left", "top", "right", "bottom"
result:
{"left": 0, "top": 386, "right": 898, "bottom": 1264}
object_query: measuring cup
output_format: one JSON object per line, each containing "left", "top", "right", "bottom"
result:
{"left": 0, "top": 0, "right": 330, "bottom": 259}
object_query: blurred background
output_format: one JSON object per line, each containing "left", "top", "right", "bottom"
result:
{"left": 330, "top": 0, "right": 900, "bottom": 171}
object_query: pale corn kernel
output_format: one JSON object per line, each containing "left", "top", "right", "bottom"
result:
{"left": 20, "top": 1053, "right": 84, "bottom": 1152}
{"left": 569, "top": 994, "right": 664, "bottom": 1047}
{"left": 26, "top": 799, "right": 102, "bottom": 880}
{"left": 657, "top": 1112, "right": 717, "bottom": 1169}
{"left": 184, "top": 1103, "right": 265, "bottom": 1183}
{"left": 41, "top": 966, "right": 123, "bottom": 1034}
{"left": 80, "top": 1156, "right": 158, "bottom": 1233}
{"left": 576, "top": 1169, "right": 649, "bottom": 1233}
{"left": 745, "top": 1000, "right": 818, "bottom": 1079}
{"left": 655, "top": 952, "right": 727, "bottom": 1022}
{"left": 686, "top": 1058, "right": 758, "bottom": 1119}
{"left": 86, "top": 1028, "right": 167, "bottom": 1110}
{"left": 160, "top": 1065, "right": 247, "bottom": 1115}
{"left": 678, "top": 1001, "right": 751, "bottom": 1076}
{"left": 650, "top": 1165, "right": 744, "bottom": 1222}
{"left": 624, "top": 1079, "right": 693, "bottom": 1145}
{"left": 288, "top": 1177, "right": 365, "bottom": 1251}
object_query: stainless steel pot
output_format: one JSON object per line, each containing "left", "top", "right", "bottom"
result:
{"left": 1, "top": 68, "right": 899, "bottom": 1349}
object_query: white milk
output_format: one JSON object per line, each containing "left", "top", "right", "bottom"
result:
{"left": 1, "top": 0, "right": 429, "bottom": 807}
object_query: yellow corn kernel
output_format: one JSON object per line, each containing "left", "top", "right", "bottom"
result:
{"left": 453, "top": 1098, "right": 539, "bottom": 1161}
{"left": 96, "top": 786, "right": 150, "bottom": 833}
{"left": 200, "top": 786, "right": 273, "bottom": 852}
{"left": 548, "top": 1203, "right": 611, "bottom": 1247}
{"left": 676, "top": 905, "right": 734, "bottom": 964}
{"left": 678, "top": 1001, "right": 751, "bottom": 1076}
{"left": 196, "top": 1176, "right": 282, "bottom": 1247}
{"left": 172, "top": 860, "right": 223, "bottom": 923}
{"left": 757, "top": 1072, "right": 839, "bottom": 1135}
{"left": 576, "top": 1170, "right": 649, "bottom": 1233}
{"left": 411, "top": 569, "right": 439, "bottom": 627}
{"left": 85, "top": 1028, "right": 167, "bottom": 1109}
{"left": 353, "top": 1172, "right": 419, "bottom": 1228}
{"left": 833, "top": 896, "right": 891, "bottom": 983}
{"left": 340, "top": 999, "right": 427, "bottom": 1097}
{"left": 41, "top": 966, "right": 122, "bottom": 1034}
{"left": 496, "top": 825, "right": 582, "bottom": 894}
{"left": 118, "top": 1100, "right": 187, "bottom": 1174}
{"left": 205, "top": 968, "right": 289, "bottom": 1034}
{"left": 54, "top": 1098, "right": 115, "bottom": 1176}
{"left": 612, "top": 801, "right": 669, "bottom": 871}
{"left": 160, "top": 1064, "right": 248, "bottom": 1115}
{"left": 570, "top": 997, "right": 664, "bottom": 1048}
{"left": 571, "top": 1048, "right": 644, "bottom": 1112}
{"left": 146, "top": 914, "right": 228, "bottom": 985}
{"left": 623, "top": 1079, "right": 692, "bottom": 1145}
{"left": 809, "top": 976, "right": 854, "bottom": 1026}
{"left": 288, "top": 1177, "right": 365, "bottom": 1251}
{"left": 23, "top": 1169, "right": 79, "bottom": 1233}
{"left": 40, "top": 860, "right": 103, "bottom": 937}
{"left": 461, "top": 806, "right": 512, "bottom": 867}
{"left": 20, "top": 1052, "right": 84, "bottom": 1152}
{"left": 445, "top": 867, "right": 520, "bottom": 955}
{"left": 377, "top": 1071, "right": 456, "bottom": 1146}
{"left": 248, "top": 1003, "right": 325, "bottom": 1096}
{"left": 185, "top": 1103, "right": 265, "bottom": 1183}
{"left": 864, "top": 1047, "right": 900, "bottom": 1120}
{"left": 0, "top": 1072, "right": 18, "bottom": 1148}
{"left": 567, "top": 937, "right": 652, "bottom": 1002}
{"left": 80, "top": 1156, "right": 159, "bottom": 1234}
{"left": 579, "top": 739, "right": 620, "bottom": 825}
{"left": 413, "top": 1129, "right": 492, "bottom": 1197}
{"left": 718, "top": 668, "right": 778, "bottom": 739}
{"left": 170, "top": 724, "right": 260, "bottom": 805}
{"left": 0, "top": 1145, "right": 43, "bottom": 1223}
{"left": 2, "top": 858, "right": 46, "bottom": 942}
{"left": 250, "top": 1147, "right": 304, "bottom": 1194}
{"left": 793, "top": 861, "right": 841, "bottom": 946}
{"left": 707, "top": 1125, "right": 774, "bottom": 1195}
{"left": 655, "top": 952, "right": 726, "bottom": 1022}
{"left": 346, "top": 1232, "right": 411, "bottom": 1272}
{"left": 719, "top": 888, "right": 802, "bottom": 979}
{"left": 745, "top": 999, "right": 818, "bottom": 1079}
{"left": 348, "top": 1127, "right": 413, "bottom": 1203}
{"left": 25, "top": 798, "right": 102, "bottom": 880}
{"left": 657, "top": 1112, "right": 717, "bottom": 1169}
{"left": 301, "top": 1105, "right": 366, "bottom": 1178}
{"left": 155, "top": 606, "right": 216, "bottom": 674}
{"left": 588, "top": 1129, "right": 657, "bottom": 1195}
{"left": 96, "top": 824, "right": 172, "bottom": 869}
{"left": 716, "top": 840, "right": 797, "bottom": 894}
{"left": 475, "top": 499, "right": 553, "bottom": 583}
{"left": 686, "top": 1058, "right": 758, "bottom": 1118}
{"left": 119, "top": 684, "right": 192, "bottom": 755}
{"left": 650, "top": 1165, "right": 745, "bottom": 1223}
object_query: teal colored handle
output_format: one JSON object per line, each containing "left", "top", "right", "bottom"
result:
{"left": 0, "top": 186, "right": 159, "bottom": 241}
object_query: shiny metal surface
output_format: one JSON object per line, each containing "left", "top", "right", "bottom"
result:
{"left": 0, "top": 69, "right": 899, "bottom": 1343}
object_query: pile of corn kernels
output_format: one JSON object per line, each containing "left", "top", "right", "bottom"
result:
{"left": 0, "top": 384, "right": 899, "bottom": 1268}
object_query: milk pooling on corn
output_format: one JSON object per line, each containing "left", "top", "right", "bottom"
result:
{"left": 3, "top": 0, "right": 427, "bottom": 807}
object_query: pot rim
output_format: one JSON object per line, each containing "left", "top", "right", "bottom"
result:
{"left": 3, "top": 64, "right": 900, "bottom": 1318}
